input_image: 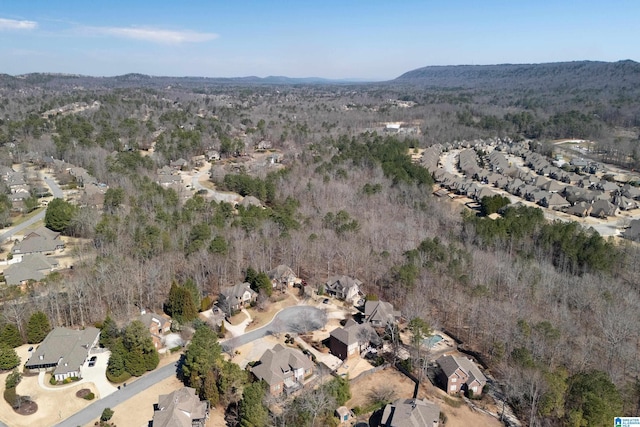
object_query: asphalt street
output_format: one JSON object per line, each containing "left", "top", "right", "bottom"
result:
{"left": 52, "top": 305, "right": 324, "bottom": 427}
{"left": 222, "top": 305, "right": 325, "bottom": 349}
{"left": 0, "top": 176, "right": 63, "bottom": 244}
{"left": 53, "top": 362, "right": 178, "bottom": 427}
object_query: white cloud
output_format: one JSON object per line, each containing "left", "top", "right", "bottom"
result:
{"left": 87, "top": 26, "right": 218, "bottom": 44}
{"left": 0, "top": 18, "right": 38, "bottom": 31}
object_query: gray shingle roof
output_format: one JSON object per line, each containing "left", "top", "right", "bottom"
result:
{"left": 25, "top": 327, "right": 100, "bottom": 376}
{"left": 380, "top": 398, "right": 440, "bottom": 427}
{"left": 220, "top": 282, "right": 256, "bottom": 301}
{"left": 251, "top": 344, "right": 313, "bottom": 387}
{"left": 3, "top": 253, "right": 59, "bottom": 285}
{"left": 330, "top": 319, "right": 378, "bottom": 346}
{"left": 153, "top": 387, "right": 208, "bottom": 427}
{"left": 437, "top": 354, "right": 487, "bottom": 387}
{"left": 364, "top": 300, "right": 400, "bottom": 325}
{"left": 12, "top": 226, "right": 64, "bottom": 254}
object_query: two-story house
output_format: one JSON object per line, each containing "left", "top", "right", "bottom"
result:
{"left": 267, "top": 264, "right": 301, "bottom": 290}
{"left": 364, "top": 300, "right": 401, "bottom": 327}
{"left": 139, "top": 311, "right": 172, "bottom": 350}
{"left": 324, "top": 275, "right": 361, "bottom": 302}
{"left": 329, "top": 319, "right": 379, "bottom": 360}
{"left": 152, "top": 387, "right": 209, "bottom": 427}
{"left": 251, "top": 344, "right": 314, "bottom": 396}
{"left": 436, "top": 354, "right": 487, "bottom": 397}
{"left": 218, "top": 282, "right": 257, "bottom": 314}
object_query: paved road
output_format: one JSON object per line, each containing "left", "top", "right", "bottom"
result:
{"left": 52, "top": 305, "right": 324, "bottom": 427}
{"left": 0, "top": 177, "right": 63, "bottom": 244}
{"left": 222, "top": 305, "right": 325, "bottom": 350}
{"left": 53, "top": 362, "right": 178, "bottom": 427}
{"left": 190, "top": 163, "right": 242, "bottom": 204}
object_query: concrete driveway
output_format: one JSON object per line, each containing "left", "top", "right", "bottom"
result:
{"left": 36, "top": 350, "right": 117, "bottom": 398}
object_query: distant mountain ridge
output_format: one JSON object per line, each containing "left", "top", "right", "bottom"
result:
{"left": 2, "top": 60, "right": 639, "bottom": 90}
{"left": 393, "top": 60, "right": 640, "bottom": 90}
{"left": 0, "top": 72, "right": 361, "bottom": 90}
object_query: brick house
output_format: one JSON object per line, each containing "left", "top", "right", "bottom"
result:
{"left": 436, "top": 354, "right": 487, "bottom": 397}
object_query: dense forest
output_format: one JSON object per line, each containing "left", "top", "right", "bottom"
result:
{"left": 0, "top": 61, "right": 639, "bottom": 426}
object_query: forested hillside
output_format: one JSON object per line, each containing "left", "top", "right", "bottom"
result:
{"left": 0, "top": 62, "right": 639, "bottom": 425}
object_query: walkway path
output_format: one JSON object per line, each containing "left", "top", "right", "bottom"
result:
{"left": 224, "top": 308, "right": 253, "bottom": 337}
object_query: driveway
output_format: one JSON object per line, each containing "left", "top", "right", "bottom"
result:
{"left": 221, "top": 305, "right": 326, "bottom": 350}
{"left": 33, "top": 350, "right": 117, "bottom": 399}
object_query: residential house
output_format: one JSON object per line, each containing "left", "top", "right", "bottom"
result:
{"left": 379, "top": 398, "right": 440, "bottom": 427}
{"left": 541, "top": 180, "right": 566, "bottom": 193}
{"left": 590, "top": 199, "right": 617, "bottom": 218}
{"left": 12, "top": 226, "right": 65, "bottom": 255}
{"left": 594, "top": 180, "right": 619, "bottom": 193}
{"left": 81, "top": 183, "right": 107, "bottom": 208}
{"left": 25, "top": 327, "right": 100, "bottom": 381}
{"left": 329, "top": 319, "right": 379, "bottom": 361}
{"left": 191, "top": 155, "right": 206, "bottom": 168}
{"left": 3, "top": 253, "right": 60, "bottom": 285}
{"left": 218, "top": 282, "right": 257, "bottom": 313}
{"left": 267, "top": 264, "right": 300, "bottom": 290}
{"left": 139, "top": 311, "right": 172, "bottom": 350}
{"left": 364, "top": 300, "right": 401, "bottom": 327}
{"left": 436, "top": 354, "right": 487, "bottom": 397}
{"left": 570, "top": 158, "right": 589, "bottom": 170}
{"left": 68, "top": 166, "right": 97, "bottom": 187}
{"left": 251, "top": 344, "right": 314, "bottom": 396}
{"left": 169, "top": 158, "right": 188, "bottom": 170}
{"left": 566, "top": 202, "right": 592, "bottom": 218}
{"left": 325, "top": 275, "right": 362, "bottom": 301}
{"left": 624, "top": 219, "right": 640, "bottom": 242}
{"left": 612, "top": 194, "right": 639, "bottom": 211}
{"left": 475, "top": 187, "right": 498, "bottom": 201}
{"left": 152, "top": 387, "right": 209, "bottom": 427}
{"left": 622, "top": 184, "right": 640, "bottom": 200}
{"left": 541, "top": 193, "right": 570, "bottom": 209}
{"left": 206, "top": 150, "right": 221, "bottom": 161}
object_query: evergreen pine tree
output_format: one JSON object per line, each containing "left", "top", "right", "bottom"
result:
{"left": 26, "top": 311, "right": 51, "bottom": 344}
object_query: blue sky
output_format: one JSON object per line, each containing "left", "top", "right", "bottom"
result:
{"left": 0, "top": 0, "right": 638, "bottom": 80}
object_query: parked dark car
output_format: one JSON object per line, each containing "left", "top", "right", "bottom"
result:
{"left": 323, "top": 298, "right": 329, "bottom": 304}
{"left": 88, "top": 356, "right": 97, "bottom": 367}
